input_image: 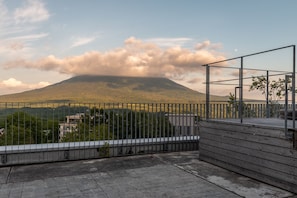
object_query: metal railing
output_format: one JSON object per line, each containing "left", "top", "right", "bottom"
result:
{"left": 0, "top": 102, "right": 287, "bottom": 165}
{"left": 0, "top": 103, "right": 203, "bottom": 165}
{"left": 207, "top": 102, "right": 286, "bottom": 119}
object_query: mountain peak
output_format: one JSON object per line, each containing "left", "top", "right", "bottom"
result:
{"left": 59, "top": 75, "right": 191, "bottom": 92}
{"left": 0, "top": 75, "right": 208, "bottom": 103}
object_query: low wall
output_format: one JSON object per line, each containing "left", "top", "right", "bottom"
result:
{"left": 199, "top": 120, "right": 297, "bottom": 194}
{"left": 0, "top": 136, "right": 199, "bottom": 166}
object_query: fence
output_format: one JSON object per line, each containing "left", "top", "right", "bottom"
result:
{"left": 0, "top": 103, "right": 202, "bottom": 165}
{"left": 0, "top": 102, "right": 286, "bottom": 165}
{"left": 208, "top": 102, "right": 287, "bottom": 119}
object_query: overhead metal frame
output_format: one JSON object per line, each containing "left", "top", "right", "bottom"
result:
{"left": 202, "top": 45, "right": 296, "bottom": 135}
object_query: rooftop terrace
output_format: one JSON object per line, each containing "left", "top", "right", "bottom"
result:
{"left": 0, "top": 151, "right": 295, "bottom": 198}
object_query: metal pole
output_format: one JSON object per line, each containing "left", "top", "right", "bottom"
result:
{"left": 285, "top": 75, "right": 289, "bottom": 137}
{"left": 293, "top": 45, "right": 296, "bottom": 129}
{"left": 266, "top": 70, "right": 269, "bottom": 118}
{"left": 206, "top": 65, "right": 210, "bottom": 120}
{"left": 235, "top": 86, "right": 240, "bottom": 119}
{"left": 239, "top": 57, "right": 243, "bottom": 123}
{"left": 203, "top": 45, "right": 294, "bottom": 66}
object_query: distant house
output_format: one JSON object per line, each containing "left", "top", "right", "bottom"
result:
{"left": 166, "top": 114, "right": 199, "bottom": 136}
{"left": 65, "top": 113, "right": 84, "bottom": 124}
{"left": 0, "top": 128, "right": 4, "bottom": 136}
{"left": 59, "top": 113, "right": 84, "bottom": 141}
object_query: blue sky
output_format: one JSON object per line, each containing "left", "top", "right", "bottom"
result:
{"left": 0, "top": 0, "right": 296, "bottom": 97}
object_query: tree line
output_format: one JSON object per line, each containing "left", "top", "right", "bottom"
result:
{"left": 0, "top": 108, "right": 173, "bottom": 146}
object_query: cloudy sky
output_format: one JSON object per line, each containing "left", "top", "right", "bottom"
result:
{"left": 0, "top": 0, "right": 296, "bottom": 98}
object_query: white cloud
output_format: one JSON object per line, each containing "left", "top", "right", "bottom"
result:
{"left": 37, "top": 81, "right": 51, "bottom": 87}
{"left": 8, "top": 33, "right": 48, "bottom": 41}
{"left": 0, "top": 33, "right": 49, "bottom": 57}
{"left": 145, "top": 37, "right": 192, "bottom": 48}
{"left": 4, "top": 37, "right": 226, "bottom": 81}
{"left": 14, "top": 0, "right": 50, "bottom": 23}
{"left": 0, "top": 1, "right": 50, "bottom": 63}
{"left": 3, "top": 78, "right": 23, "bottom": 87}
{"left": 195, "top": 40, "right": 223, "bottom": 51}
{"left": 0, "top": 78, "right": 51, "bottom": 94}
{"left": 0, "top": 0, "right": 9, "bottom": 25}
{"left": 71, "top": 36, "right": 98, "bottom": 48}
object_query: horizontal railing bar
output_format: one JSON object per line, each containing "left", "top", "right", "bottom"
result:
{"left": 0, "top": 136, "right": 199, "bottom": 153}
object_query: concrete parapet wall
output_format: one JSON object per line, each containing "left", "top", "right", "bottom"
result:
{"left": 199, "top": 120, "right": 297, "bottom": 194}
{"left": 0, "top": 137, "right": 198, "bottom": 166}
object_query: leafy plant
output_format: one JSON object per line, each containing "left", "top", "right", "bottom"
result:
{"left": 227, "top": 93, "right": 255, "bottom": 118}
{"left": 98, "top": 142, "right": 110, "bottom": 157}
{"left": 249, "top": 76, "right": 291, "bottom": 104}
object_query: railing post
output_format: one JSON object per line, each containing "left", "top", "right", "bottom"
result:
{"left": 206, "top": 65, "right": 210, "bottom": 120}
{"left": 285, "top": 75, "right": 289, "bottom": 137}
{"left": 292, "top": 45, "right": 296, "bottom": 129}
{"left": 266, "top": 70, "right": 270, "bottom": 118}
{"left": 239, "top": 57, "right": 243, "bottom": 123}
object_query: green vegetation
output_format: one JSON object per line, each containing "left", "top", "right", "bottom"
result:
{"left": 249, "top": 76, "right": 292, "bottom": 104}
{"left": 98, "top": 142, "right": 110, "bottom": 157}
{"left": 0, "top": 107, "right": 173, "bottom": 146}
{"left": 60, "top": 108, "right": 172, "bottom": 142}
{"left": 0, "top": 112, "right": 59, "bottom": 145}
{"left": 227, "top": 93, "right": 256, "bottom": 118}
{"left": 61, "top": 123, "right": 112, "bottom": 142}
{"left": 227, "top": 76, "right": 294, "bottom": 118}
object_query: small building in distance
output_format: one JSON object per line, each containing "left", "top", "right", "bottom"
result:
{"left": 59, "top": 113, "right": 84, "bottom": 141}
{"left": 0, "top": 128, "right": 4, "bottom": 136}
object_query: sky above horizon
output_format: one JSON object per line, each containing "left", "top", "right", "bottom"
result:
{"left": 0, "top": 0, "right": 297, "bottom": 99}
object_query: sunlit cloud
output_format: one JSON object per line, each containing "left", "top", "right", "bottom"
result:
{"left": 4, "top": 37, "right": 226, "bottom": 81}
{"left": 195, "top": 40, "right": 223, "bottom": 51}
{"left": 2, "top": 78, "right": 23, "bottom": 87}
{"left": 71, "top": 36, "right": 98, "bottom": 48}
{"left": 14, "top": 0, "right": 50, "bottom": 23}
{"left": 230, "top": 69, "right": 257, "bottom": 77}
{"left": 0, "top": 78, "right": 51, "bottom": 94}
{"left": 187, "top": 78, "right": 203, "bottom": 84}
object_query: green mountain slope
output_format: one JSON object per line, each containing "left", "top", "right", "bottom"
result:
{"left": 0, "top": 75, "right": 225, "bottom": 103}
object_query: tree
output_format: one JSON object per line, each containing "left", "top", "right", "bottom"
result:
{"left": 249, "top": 76, "right": 296, "bottom": 117}
{"left": 61, "top": 108, "right": 173, "bottom": 142}
{"left": 0, "top": 112, "right": 59, "bottom": 145}
{"left": 227, "top": 92, "right": 255, "bottom": 118}
{"left": 249, "top": 76, "right": 290, "bottom": 104}
{"left": 61, "top": 123, "right": 112, "bottom": 142}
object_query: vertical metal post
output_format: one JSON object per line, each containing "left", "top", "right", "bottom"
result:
{"left": 235, "top": 86, "right": 240, "bottom": 118}
{"left": 239, "top": 57, "right": 243, "bottom": 123}
{"left": 293, "top": 45, "right": 296, "bottom": 129}
{"left": 266, "top": 70, "right": 269, "bottom": 118}
{"left": 206, "top": 65, "right": 210, "bottom": 120}
{"left": 285, "top": 75, "right": 289, "bottom": 137}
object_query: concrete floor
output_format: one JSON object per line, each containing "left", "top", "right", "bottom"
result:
{"left": 0, "top": 151, "right": 295, "bottom": 198}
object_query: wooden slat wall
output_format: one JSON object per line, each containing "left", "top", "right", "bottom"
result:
{"left": 199, "top": 121, "right": 297, "bottom": 194}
